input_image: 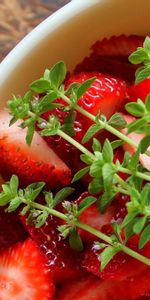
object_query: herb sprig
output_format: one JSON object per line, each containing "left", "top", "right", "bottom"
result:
{"left": 2, "top": 36, "right": 150, "bottom": 270}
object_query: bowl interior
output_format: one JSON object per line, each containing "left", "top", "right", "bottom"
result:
{"left": 1, "top": 0, "right": 150, "bottom": 107}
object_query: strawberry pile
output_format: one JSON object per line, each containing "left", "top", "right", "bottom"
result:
{"left": 0, "top": 35, "right": 150, "bottom": 300}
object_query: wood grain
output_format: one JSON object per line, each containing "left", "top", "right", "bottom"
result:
{"left": 0, "top": 0, "right": 70, "bottom": 61}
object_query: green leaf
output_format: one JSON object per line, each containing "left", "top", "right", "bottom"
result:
{"left": 7, "top": 197, "right": 22, "bottom": 212}
{"left": 72, "top": 166, "right": 90, "bottom": 183}
{"left": 125, "top": 102, "right": 145, "bottom": 117}
{"left": 102, "top": 139, "right": 113, "bottom": 163}
{"left": 133, "top": 216, "right": 147, "bottom": 234}
{"left": 82, "top": 124, "right": 102, "bottom": 144}
{"left": 140, "top": 135, "right": 150, "bottom": 153}
{"left": 36, "top": 210, "right": 49, "bottom": 228}
{"left": 49, "top": 61, "right": 67, "bottom": 88}
{"left": 143, "top": 36, "right": 150, "bottom": 52}
{"left": 26, "top": 122, "right": 35, "bottom": 146}
{"left": 102, "top": 163, "right": 114, "bottom": 190}
{"left": 78, "top": 196, "right": 97, "bottom": 214}
{"left": 38, "top": 92, "right": 59, "bottom": 114}
{"left": 10, "top": 175, "right": 19, "bottom": 196}
{"left": 25, "top": 182, "right": 45, "bottom": 202}
{"left": 69, "top": 228, "right": 84, "bottom": 251}
{"left": 139, "top": 224, "right": 150, "bottom": 249}
{"left": 135, "top": 65, "right": 150, "bottom": 84}
{"left": 53, "top": 187, "right": 75, "bottom": 207}
{"left": 128, "top": 146, "right": 140, "bottom": 172}
{"left": 100, "top": 246, "right": 120, "bottom": 271}
{"left": 122, "top": 212, "right": 138, "bottom": 227}
{"left": 65, "top": 82, "right": 80, "bottom": 95}
{"left": 90, "top": 159, "right": 103, "bottom": 178}
{"left": 124, "top": 219, "right": 136, "bottom": 241}
{"left": 108, "top": 113, "right": 127, "bottom": 129}
{"left": 88, "top": 177, "right": 103, "bottom": 195}
{"left": 76, "top": 77, "right": 96, "bottom": 101}
{"left": 141, "top": 183, "right": 150, "bottom": 206}
{"left": 145, "top": 94, "right": 150, "bottom": 112}
{"left": 129, "top": 48, "right": 147, "bottom": 64}
{"left": 127, "top": 117, "right": 148, "bottom": 134}
{"left": 92, "top": 138, "right": 102, "bottom": 152}
{"left": 30, "top": 79, "right": 51, "bottom": 93}
{"left": 80, "top": 154, "right": 93, "bottom": 165}
{"left": 61, "top": 111, "right": 76, "bottom": 137}
{"left": 111, "top": 140, "right": 124, "bottom": 150}
{"left": 99, "top": 190, "right": 116, "bottom": 213}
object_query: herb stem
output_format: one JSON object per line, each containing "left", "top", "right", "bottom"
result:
{"left": 118, "top": 166, "right": 150, "bottom": 182}
{"left": 22, "top": 199, "right": 150, "bottom": 267}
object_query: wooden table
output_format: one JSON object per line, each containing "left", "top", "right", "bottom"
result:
{"left": 0, "top": 0, "right": 70, "bottom": 61}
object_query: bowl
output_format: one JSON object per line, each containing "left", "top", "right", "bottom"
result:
{"left": 0, "top": 0, "right": 150, "bottom": 108}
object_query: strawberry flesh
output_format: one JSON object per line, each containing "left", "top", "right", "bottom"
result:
{"left": 0, "top": 110, "right": 71, "bottom": 189}
{"left": 0, "top": 238, "right": 55, "bottom": 299}
{"left": 128, "top": 78, "right": 150, "bottom": 101}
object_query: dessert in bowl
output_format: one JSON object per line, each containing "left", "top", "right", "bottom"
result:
{"left": 1, "top": 0, "right": 150, "bottom": 299}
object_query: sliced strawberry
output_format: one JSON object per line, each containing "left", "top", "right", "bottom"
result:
{"left": 54, "top": 275, "right": 130, "bottom": 300}
{"left": 0, "top": 208, "right": 28, "bottom": 251}
{"left": 42, "top": 72, "right": 127, "bottom": 172}
{"left": 75, "top": 35, "right": 144, "bottom": 82}
{"left": 121, "top": 114, "right": 150, "bottom": 170}
{"left": 78, "top": 192, "right": 127, "bottom": 242}
{"left": 0, "top": 238, "right": 55, "bottom": 300}
{"left": 128, "top": 78, "right": 150, "bottom": 101}
{"left": 20, "top": 213, "right": 86, "bottom": 283}
{"left": 82, "top": 235, "right": 150, "bottom": 281}
{"left": 0, "top": 110, "right": 71, "bottom": 188}
{"left": 92, "top": 35, "right": 144, "bottom": 57}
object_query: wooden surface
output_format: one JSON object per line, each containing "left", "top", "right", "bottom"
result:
{"left": 0, "top": 0, "right": 70, "bottom": 61}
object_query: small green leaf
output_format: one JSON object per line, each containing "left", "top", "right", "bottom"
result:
{"left": 135, "top": 65, "right": 150, "bottom": 84}
{"left": 128, "top": 146, "right": 140, "bottom": 172}
{"left": 30, "top": 79, "right": 51, "bottom": 93}
{"left": 61, "top": 111, "right": 76, "bottom": 137}
{"left": 82, "top": 124, "right": 102, "bottom": 144}
{"left": 127, "top": 117, "right": 148, "bottom": 134}
{"left": 99, "top": 190, "right": 116, "bottom": 213}
{"left": 139, "top": 224, "right": 150, "bottom": 249}
{"left": 88, "top": 177, "right": 103, "bottom": 195}
{"left": 102, "top": 163, "right": 114, "bottom": 190}
{"left": 102, "top": 139, "right": 113, "bottom": 163}
{"left": 10, "top": 175, "right": 19, "bottom": 196}
{"left": 140, "top": 135, "right": 150, "bottom": 153}
{"left": 100, "top": 246, "right": 120, "bottom": 271}
{"left": 129, "top": 48, "right": 147, "bottom": 64}
{"left": 49, "top": 61, "right": 67, "bottom": 88}
{"left": 78, "top": 196, "right": 97, "bottom": 214}
{"left": 145, "top": 94, "right": 150, "bottom": 112}
{"left": 26, "top": 122, "right": 35, "bottom": 146}
{"left": 72, "top": 166, "right": 90, "bottom": 183}
{"left": 65, "top": 82, "right": 80, "bottom": 95}
{"left": 125, "top": 102, "right": 145, "bottom": 117}
{"left": 69, "top": 228, "right": 84, "bottom": 252}
{"left": 92, "top": 138, "right": 102, "bottom": 152}
{"left": 90, "top": 159, "right": 103, "bottom": 178}
{"left": 122, "top": 212, "right": 138, "bottom": 227}
{"left": 124, "top": 219, "right": 136, "bottom": 241}
{"left": 76, "top": 77, "right": 96, "bottom": 101}
{"left": 143, "top": 36, "right": 150, "bottom": 52}
{"left": 36, "top": 210, "right": 49, "bottom": 228}
{"left": 53, "top": 187, "right": 75, "bottom": 207}
{"left": 133, "top": 216, "right": 147, "bottom": 234}
{"left": 108, "top": 113, "right": 127, "bottom": 129}
{"left": 80, "top": 154, "right": 93, "bottom": 165}
{"left": 141, "top": 183, "right": 150, "bottom": 206}
{"left": 7, "top": 197, "right": 22, "bottom": 212}
{"left": 111, "top": 140, "right": 124, "bottom": 150}
{"left": 25, "top": 182, "right": 45, "bottom": 201}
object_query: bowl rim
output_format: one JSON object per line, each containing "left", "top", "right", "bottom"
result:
{"left": 0, "top": 0, "right": 99, "bottom": 85}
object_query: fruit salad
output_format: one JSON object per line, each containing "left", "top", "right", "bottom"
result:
{"left": 1, "top": 35, "right": 150, "bottom": 299}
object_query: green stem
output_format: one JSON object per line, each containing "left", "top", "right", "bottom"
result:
{"left": 22, "top": 199, "right": 150, "bottom": 267}
{"left": 118, "top": 166, "right": 150, "bottom": 182}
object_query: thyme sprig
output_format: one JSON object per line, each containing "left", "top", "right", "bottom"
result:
{"left": 4, "top": 36, "right": 150, "bottom": 269}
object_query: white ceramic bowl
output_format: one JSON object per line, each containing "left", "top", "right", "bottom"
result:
{"left": 0, "top": 0, "right": 150, "bottom": 107}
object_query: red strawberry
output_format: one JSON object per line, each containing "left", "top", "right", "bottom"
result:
{"left": 82, "top": 235, "right": 150, "bottom": 281}
{"left": 0, "top": 208, "right": 28, "bottom": 251}
{"left": 75, "top": 35, "right": 144, "bottom": 82}
{"left": 54, "top": 275, "right": 130, "bottom": 300}
{"left": 78, "top": 192, "right": 127, "bottom": 242}
{"left": 92, "top": 35, "right": 144, "bottom": 57}
{"left": 128, "top": 78, "right": 150, "bottom": 101}
{"left": 121, "top": 114, "right": 150, "bottom": 170}
{"left": 0, "top": 238, "right": 55, "bottom": 300}
{"left": 0, "top": 110, "right": 71, "bottom": 189}
{"left": 42, "top": 72, "right": 127, "bottom": 171}
{"left": 20, "top": 213, "right": 86, "bottom": 283}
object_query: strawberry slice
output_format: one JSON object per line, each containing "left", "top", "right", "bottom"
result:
{"left": 75, "top": 35, "right": 144, "bottom": 82}
{"left": 121, "top": 114, "right": 150, "bottom": 170}
{"left": 54, "top": 275, "right": 130, "bottom": 300}
{"left": 92, "top": 35, "right": 144, "bottom": 57}
{"left": 20, "top": 213, "right": 86, "bottom": 283}
{"left": 0, "top": 208, "right": 27, "bottom": 251}
{"left": 42, "top": 72, "right": 127, "bottom": 171}
{"left": 128, "top": 78, "right": 150, "bottom": 102}
{"left": 0, "top": 238, "right": 55, "bottom": 300}
{"left": 78, "top": 192, "right": 127, "bottom": 242}
{"left": 0, "top": 110, "right": 71, "bottom": 188}
{"left": 82, "top": 235, "right": 150, "bottom": 281}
